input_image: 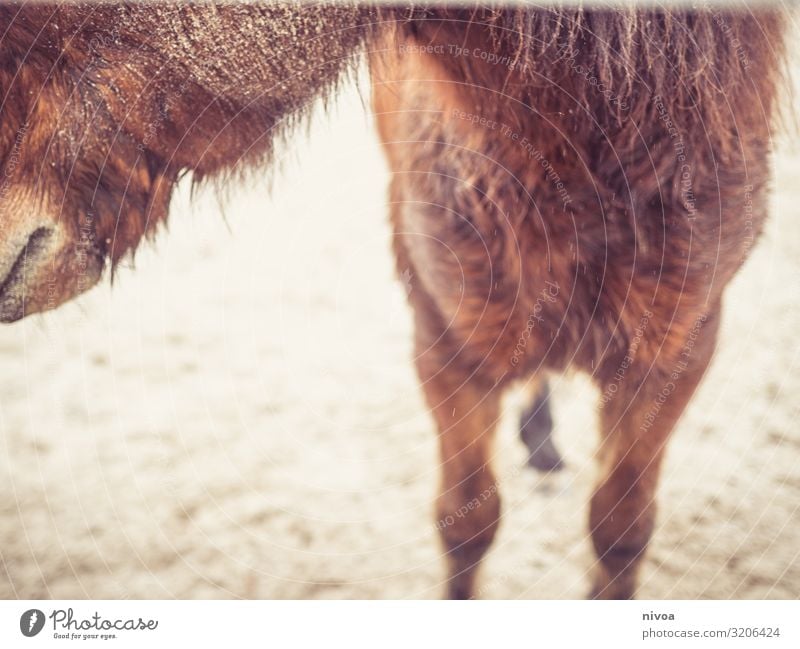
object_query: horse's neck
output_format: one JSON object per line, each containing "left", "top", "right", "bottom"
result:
{"left": 130, "top": 4, "right": 366, "bottom": 106}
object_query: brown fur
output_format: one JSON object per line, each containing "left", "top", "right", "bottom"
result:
{"left": 0, "top": 3, "right": 790, "bottom": 598}
{"left": 372, "top": 6, "right": 787, "bottom": 598}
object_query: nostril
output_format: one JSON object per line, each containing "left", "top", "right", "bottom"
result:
{"left": 0, "top": 226, "right": 56, "bottom": 294}
{"left": 22, "top": 227, "right": 55, "bottom": 257}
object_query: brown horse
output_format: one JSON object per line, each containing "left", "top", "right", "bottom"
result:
{"left": 0, "top": 3, "right": 789, "bottom": 599}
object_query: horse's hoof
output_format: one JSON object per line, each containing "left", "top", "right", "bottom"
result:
{"left": 447, "top": 584, "right": 473, "bottom": 600}
{"left": 588, "top": 586, "right": 636, "bottom": 600}
{"left": 588, "top": 569, "right": 637, "bottom": 600}
{"left": 519, "top": 383, "right": 564, "bottom": 472}
{"left": 525, "top": 438, "right": 564, "bottom": 472}
{"left": 446, "top": 574, "right": 476, "bottom": 600}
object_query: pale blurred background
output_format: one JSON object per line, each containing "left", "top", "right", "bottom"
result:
{"left": 0, "top": 40, "right": 798, "bottom": 599}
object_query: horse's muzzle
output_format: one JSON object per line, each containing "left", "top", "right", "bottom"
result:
{"left": 0, "top": 226, "right": 56, "bottom": 322}
{"left": 0, "top": 224, "right": 102, "bottom": 323}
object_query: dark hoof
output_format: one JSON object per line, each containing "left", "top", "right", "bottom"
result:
{"left": 447, "top": 581, "right": 474, "bottom": 600}
{"left": 589, "top": 565, "right": 638, "bottom": 599}
{"left": 588, "top": 580, "right": 636, "bottom": 600}
{"left": 445, "top": 565, "right": 477, "bottom": 600}
{"left": 519, "top": 383, "right": 564, "bottom": 472}
{"left": 525, "top": 435, "right": 564, "bottom": 472}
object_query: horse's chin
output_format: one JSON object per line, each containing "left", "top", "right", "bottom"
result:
{"left": 0, "top": 228, "right": 104, "bottom": 323}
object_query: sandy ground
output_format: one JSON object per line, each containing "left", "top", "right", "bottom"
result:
{"left": 1, "top": 62, "right": 799, "bottom": 600}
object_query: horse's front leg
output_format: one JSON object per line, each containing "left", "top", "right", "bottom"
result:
{"left": 589, "top": 306, "right": 721, "bottom": 599}
{"left": 423, "top": 360, "right": 500, "bottom": 599}
{"left": 416, "top": 338, "right": 504, "bottom": 600}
